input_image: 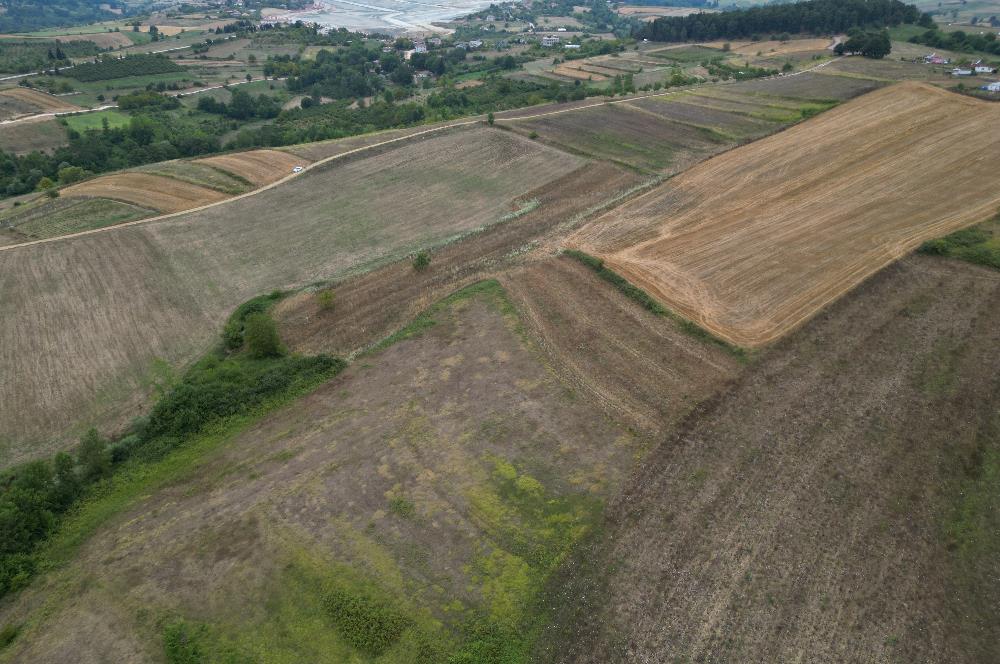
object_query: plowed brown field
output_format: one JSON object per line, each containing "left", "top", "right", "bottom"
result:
{"left": 61, "top": 173, "right": 228, "bottom": 213}
{"left": 570, "top": 82, "right": 1000, "bottom": 347}
{"left": 196, "top": 149, "right": 307, "bottom": 186}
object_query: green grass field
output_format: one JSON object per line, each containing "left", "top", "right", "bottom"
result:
{"left": 62, "top": 109, "right": 130, "bottom": 132}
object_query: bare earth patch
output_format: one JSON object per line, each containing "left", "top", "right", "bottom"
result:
{"left": 195, "top": 149, "right": 310, "bottom": 186}
{"left": 61, "top": 173, "right": 228, "bottom": 213}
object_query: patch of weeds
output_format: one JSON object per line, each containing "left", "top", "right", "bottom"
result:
{"left": 163, "top": 620, "right": 207, "bottom": 664}
{"left": 919, "top": 214, "right": 1000, "bottom": 271}
{"left": 323, "top": 585, "right": 411, "bottom": 656}
{"left": 388, "top": 495, "right": 416, "bottom": 518}
{"left": 563, "top": 249, "right": 748, "bottom": 360}
{"left": 0, "top": 623, "right": 19, "bottom": 650}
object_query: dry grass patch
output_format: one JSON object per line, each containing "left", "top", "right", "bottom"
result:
{"left": 0, "top": 87, "right": 77, "bottom": 120}
{"left": 0, "top": 116, "right": 67, "bottom": 154}
{"left": 570, "top": 82, "right": 1000, "bottom": 347}
{"left": 0, "top": 128, "right": 584, "bottom": 466}
{"left": 700, "top": 37, "right": 833, "bottom": 56}
{"left": 54, "top": 32, "right": 133, "bottom": 48}
{"left": 195, "top": 149, "right": 309, "bottom": 186}
{"left": 61, "top": 172, "right": 228, "bottom": 213}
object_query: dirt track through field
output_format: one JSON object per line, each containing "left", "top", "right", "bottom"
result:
{"left": 570, "top": 82, "right": 1000, "bottom": 347}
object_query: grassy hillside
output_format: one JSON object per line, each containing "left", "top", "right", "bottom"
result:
{"left": 0, "top": 127, "right": 584, "bottom": 467}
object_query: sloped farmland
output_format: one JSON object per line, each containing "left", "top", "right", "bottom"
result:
{"left": 0, "top": 127, "right": 584, "bottom": 466}
{"left": 570, "top": 82, "right": 1000, "bottom": 347}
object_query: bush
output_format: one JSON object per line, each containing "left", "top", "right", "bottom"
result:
{"left": 244, "top": 313, "right": 284, "bottom": 359}
{"left": 77, "top": 428, "right": 111, "bottom": 483}
{"left": 323, "top": 587, "right": 410, "bottom": 656}
{"left": 0, "top": 623, "right": 18, "bottom": 650}
{"left": 412, "top": 251, "right": 431, "bottom": 271}
{"left": 316, "top": 289, "right": 335, "bottom": 310}
{"left": 222, "top": 290, "right": 284, "bottom": 350}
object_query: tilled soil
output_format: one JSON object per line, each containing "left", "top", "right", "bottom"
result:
{"left": 542, "top": 255, "right": 1000, "bottom": 664}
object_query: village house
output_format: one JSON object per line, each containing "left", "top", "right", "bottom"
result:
{"left": 982, "top": 81, "right": 1000, "bottom": 92}
{"left": 951, "top": 67, "right": 973, "bottom": 76}
{"left": 973, "top": 59, "right": 997, "bottom": 73}
{"left": 924, "top": 53, "right": 950, "bottom": 65}
{"left": 541, "top": 35, "right": 561, "bottom": 47}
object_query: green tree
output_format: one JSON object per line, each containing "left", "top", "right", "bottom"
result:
{"left": 52, "top": 452, "right": 80, "bottom": 509}
{"left": 487, "top": 111, "right": 495, "bottom": 126}
{"left": 77, "top": 428, "right": 111, "bottom": 483}
{"left": 244, "top": 313, "right": 284, "bottom": 358}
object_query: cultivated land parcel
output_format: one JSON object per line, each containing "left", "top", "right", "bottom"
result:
{"left": 571, "top": 82, "right": 1000, "bottom": 346}
{"left": 2, "top": 54, "right": 1000, "bottom": 662}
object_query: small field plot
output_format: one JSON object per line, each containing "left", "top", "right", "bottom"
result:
{"left": 501, "top": 102, "right": 724, "bottom": 173}
{"left": 570, "top": 82, "right": 1000, "bottom": 347}
{"left": 136, "top": 160, "right": 253, "bottom": 195}
{"left": 0, "top": 86, "right": 77, "bottom": 120}
{"left": 734, "top": 71, "right": 884, "bottom": 101}
{"left": 0, "top": 128, "right": 584, "bottom": 466}
{"left": 62, "top": 171, "right": 229, "bottom": 213}
{"left": 0, "top": 116, "right": 68, "bottom": 153}
{"left": 625, "top": 96, "right": 778, "bottom": 140}
{"left": 195, "top": 149, "right": 308, "bottom": 186}
{"left": 0, "top": 196, "right": 154, "bottom": 239}
{"left": 62, "top": 109, "right": 130, "bottom": 132}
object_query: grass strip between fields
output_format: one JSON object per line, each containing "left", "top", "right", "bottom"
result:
{"left": 563, "top": 248, "right": 748, "bottom": 360}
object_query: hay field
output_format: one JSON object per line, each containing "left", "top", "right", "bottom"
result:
{"left": 195, "top": 149, "right": 308, "bottom": 186}
{"left": 61, "top": 172, "right": 229, "bottom": 213}
{"left": 570, "top": 82, "right": 1000, "bottom": 347}
{"left": 699, "top": 37, "right": 833, "bottom": 56}
{"left": 0, "top": 128, "right": 584, "bottom": 466}
{"left": 0, "top": 116, "right": 68, "bottom": 153}
{"left": 53, "top": 31, "right": 133, "bottom": 48}
{"left": 0, "top": 87, "right": 77, "bottom": 120}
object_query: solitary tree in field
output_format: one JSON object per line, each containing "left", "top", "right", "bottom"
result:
{"left": 487, "top": 112, "right": 495, "bottom": 125}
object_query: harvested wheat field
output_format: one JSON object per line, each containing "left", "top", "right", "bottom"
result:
{"left": 699, "top": 37, "right": 834, "bottom": 56}
{"left": 552, "top": 64, "right": 606, "bottom": 81}
{"left": 0, "top": 127, "right": 584, "bottom": 466}
{"left": 570, "top": 82, "right": 1000, "bottom": 347}
{"left": 61, "top": 172, "right": 229, "bottom": 213}
{"left": 196, "top": 149, "right": 308, "bottom": 186}
{"left": 54, "top": 32, "right": 133, "bottom": 48}
{"left": 0, "top": 116, "right": 68, "bottom": 154}
{"left": 0, "top": 87, "right": 77, "bottom": 120}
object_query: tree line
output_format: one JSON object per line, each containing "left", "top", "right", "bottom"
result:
{"left": 65, "top": 53, "right": 185, "bottom": 82}
{"left": 908, "top": 27, "right": 1000, "bottom": 56}
{"left": 637, "top": 0, "right": 921, "bottom": 42}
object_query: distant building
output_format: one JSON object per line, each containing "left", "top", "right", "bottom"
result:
{"left": 973, "top": 60, "right": 996, "bottom": 73}
{"left": 541, "top": 35, "right": 561, "bottom": 47}
{"left": 413, "top": 41, "right": 427, "bottom": 53}
{"left": 556, "top": 27, "right": 567, "bottom": 32}
{"left": 468, "top": 39, "right": 483, "bottom": 49}
{"left": 951, "top": 67, "right": 973, "bottom": 76}
{"left": 982, "top": 81, "right": 1000, "bottom": 92}
{"left": 428, "top": 37, "right": 442, "bottom": 47}
{"left": 924, "top": 53, "right": 949, "bottom": 65}
{"left": 564, "top": 43, "right": 581, "bottom": 50}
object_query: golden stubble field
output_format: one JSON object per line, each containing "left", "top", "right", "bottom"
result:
{"left": 570, "top": 82, "right": 1000, "bottom": 347}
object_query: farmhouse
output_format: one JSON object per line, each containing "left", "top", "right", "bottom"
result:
{"left": 951, "top": 67, "right": 973, "bottom": 76}
{"left": 973, "top": 60, "right": 997, "bottom": 73}
{"left": 982, "top": 81, "right": 1000, "bottom": 92}
{"left": 541, "top": 35, "right": 561, "bottom": 46}
{"left": 924, "top": 53, "right": 950, "bottom": 64}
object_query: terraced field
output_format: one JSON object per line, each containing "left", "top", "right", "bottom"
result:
{"left": 0, "top": 127, "right": 584, "bottom": 465}
{"left": 570, "top": 82, "right": 1000, "bottom": 347}
{"left": 0, "top": 197, "right": 154, "bottom": 240}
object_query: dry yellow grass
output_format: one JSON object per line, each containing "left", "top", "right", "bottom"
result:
{"left": 62, "top": 173, "right": 228, "bottom": 213}
{"left": 570, "top": 82, "right": 1000, "bottom": 347}
{"left": 699, "top": 38, "right": 833, "bottom": 56}
{"left": 54, "top": 32, "right": 133, "bottom": 48}
{"left": 195, "top": 149, "right": 309, "bottom": 186}
{"left": 552, "top": 64, "right": 607, "bottom": 81}
{"left": 0, "top": 87, "right": 77, "bottom": 119}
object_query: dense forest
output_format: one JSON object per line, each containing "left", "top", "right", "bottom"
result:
{"left": 637, "top": 0, "right": 921, "bottom": 42}
{"left": 0, "top": 0, "right": 128, "bottom": 33}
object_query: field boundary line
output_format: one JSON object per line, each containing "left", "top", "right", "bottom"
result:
{"left": 0, "top": 57, "right": 843, "bottom": 253}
